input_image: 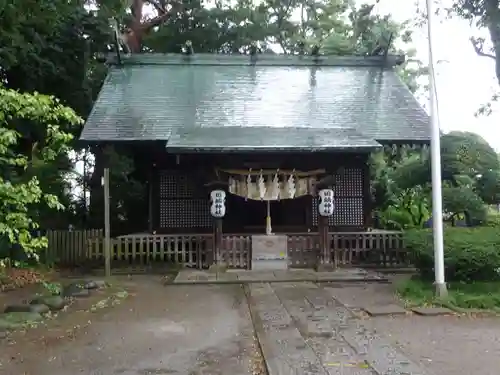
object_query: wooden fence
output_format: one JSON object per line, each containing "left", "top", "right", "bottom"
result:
{"left": 331, "top": 231, "right": 409, "bottom": 267}
{"left": 221, "top": 235, "right": 252, "bottom": 269}
{"left": 88, "top": 234, "right": 212, "bottom": 268}
{"left": 287, "top": 234, "right": 319, "bottom": 268}
{"left": 43, "top": 229, "right": 103, "bottom": 265}
{"left": 43, "top": 229, "right": 408, "bottom": 269}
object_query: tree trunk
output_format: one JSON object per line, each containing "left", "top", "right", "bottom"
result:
{"left": 485, "top": 0, "right": 500, "bottom": 86}
{"left": 123, "top": 0, "right": 177, "bottom": 53}
{"left": 88, "top": 145, "right": 105, "bottom": 228}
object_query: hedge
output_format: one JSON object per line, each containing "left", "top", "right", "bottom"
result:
{"left": 405, "top": 227, "right": 500, "bottom": 282}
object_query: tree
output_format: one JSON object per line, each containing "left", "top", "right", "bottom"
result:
{"left": 0, "top": 86, "right": 81, "bottom": 260}
{"left": 2, "top": 0, "right": 427, "bottom": 232}
{"left": 441, "top": 131, "right": 499, "bottom": 179}
{"left": 476, "top": 169, "right": 500, "bottom": 204}
{"left": 373, "top": 132, "right": 498, "bottom": 228}
{"left": 450, "top": 0, "right": 500, "bottom": 87}
{"left": 0, "top": 0, "right": 127, "bottom": 229}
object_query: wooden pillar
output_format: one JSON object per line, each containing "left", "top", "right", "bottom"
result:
{"left": 148, "top": 164, "right": 153, "bottom": 233}
{"left": 212, "top": 218, "right": 223, "bottom": 266}
{"left": 362, "top": 157, "right": 373, "bottom": 229}
{"left": 317, "top": 215, "right": 333, "bottom": 271}
{"left": 103, "top": 167, "right": 111, "bottom": 278}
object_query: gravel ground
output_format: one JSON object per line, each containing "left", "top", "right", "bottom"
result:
{"left": 365, "top": 315, "right": 500, "bottom": 375}
{"left": 325, "top": 281, "right": 500, "bottom": 375}
{"left": 0, "top": 276, "right": 264, "bottom": 375}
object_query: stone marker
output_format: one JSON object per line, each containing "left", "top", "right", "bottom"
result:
{"left": 411, "top": 307, "right": 454, "bottom": 316}
{"left": 4, "top": 304, "right": 33, "bottom": 313}
{"left": 29, "top": 304, "right": 50, "bottom": 314}
{"left": 84, "top": 280, "right": 107, "bottom": 289}
{"left": 63, "top": 283, "right": 91, "bottom": 298}
{"left": 31, "top": 295, "right": 66, "bottom": 311}
{"left": 0, "top": 312, "right": 44, "bottom": 330}
{"left": 5, "top": 303, "right": 50, "bottom": 314}
{"left": 363, "top": 304, "right": 407, "bottom": 316}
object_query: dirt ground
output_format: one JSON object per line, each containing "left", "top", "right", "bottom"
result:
{"left": 0, "top": 276, "right": 263, "bottom": 375}
{"left": 2, "top": 275, "right": 500, "bottom": 375}
{"left": 325, "top": 281, "right": 500, "bottom": 375}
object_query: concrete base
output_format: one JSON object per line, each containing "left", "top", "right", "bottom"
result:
{"left": 208, "top": 264, "right": 228, "bottom": 274}
{"left": 363, "top": 304, "right": 407, "bottom": 316}
{"left": 411, "top": 307, "right": 454, "bottom": 316}
{"left": 316, "top": 263, "right": 335, "bottom": 272}
{"left": 435, "top": 282, "right": 448, "bottom": 298}
{"left": 251, "top": 235, "right": 288, "bottom": 271}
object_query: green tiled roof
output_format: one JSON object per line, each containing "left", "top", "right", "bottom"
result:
{"left": 166, "top": 126, "right": 381, "bottom": 152}
{"left": 80, "top": 53, "right": 430, "bottom": 148}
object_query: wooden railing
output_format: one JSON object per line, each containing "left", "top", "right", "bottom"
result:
{"left": 88, "top": 234, "right": 212, "bottom": 268}
{"left": 221, "top": 234, "right": 252, "bottom": 269}
{"left": 41, "top": 229, "right": 408, "bottom": 270}
{"left": 43, "top": 229, "right": 103, "bottom": 265}
{"left": 332, "top": 231, "right": 408, "bottom": 268}
{"left": 286, "top": 231, "right": 407, "bottom": 268}
{"left": 287, "top": 234, "right": 319, "bottom": 268}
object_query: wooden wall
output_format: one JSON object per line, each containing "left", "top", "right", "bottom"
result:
{"left": 148, "top": 151, "right": 370, "bottom": 234}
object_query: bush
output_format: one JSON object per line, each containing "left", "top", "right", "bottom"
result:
{"left": 405, "top": 227, "right": 500, "bottom": 282}
{"left": 483, "top": 207, "right": 500, "bottom": 227}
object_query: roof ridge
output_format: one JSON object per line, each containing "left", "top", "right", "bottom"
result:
{"left": 105, "top": 53, "right": 405, "bottom": 68}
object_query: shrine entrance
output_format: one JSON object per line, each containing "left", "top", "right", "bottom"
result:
{"left": 225, "top": 194, "right": 310, "bottom": 234}
{"left": 216, "top": 168, "right": 321, "bottom": 270}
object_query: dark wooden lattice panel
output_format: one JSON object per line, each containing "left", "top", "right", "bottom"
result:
{"left": 333, "top": 197, "right": 363, "bottom": 226}
{"left": 159, "top": 170, "right": 196, "bottom": 198}
{"left": 334, "top": 168, "right": 363, "bottom": 197}
{"left": 159, "top": 199, "right": 212, "bottom": 228}
{"left": 311, "top": 197, "right": 364, "bottom": 226}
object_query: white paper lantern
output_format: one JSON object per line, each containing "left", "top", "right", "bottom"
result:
{"left": 318, "top": 189, "right": 334, "bottom": 217}
{"left": 210, "top": 190, "right": 226, "bottom": 218}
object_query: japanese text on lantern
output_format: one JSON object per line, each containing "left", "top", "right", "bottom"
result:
{"left": 210, "top": 190, "right": 226, "bottom": 218}
{"left": 318, "top": 189, "right": 334, "bottom": 217}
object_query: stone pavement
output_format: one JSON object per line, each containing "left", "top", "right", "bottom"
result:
{"left": 174, "top": 268, "right": 388, "bottom": 284}
{"left": 247, "top": 282, "right": 433, "bottom": 375}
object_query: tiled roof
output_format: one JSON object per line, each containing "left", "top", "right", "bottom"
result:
{"left": 80, "top": 53, "right": 430, "bottom": 147}
{"left": 166, "top": 126, "right": 381, "bottom": 152}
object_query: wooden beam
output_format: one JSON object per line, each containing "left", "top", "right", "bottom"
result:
{"left": 148, "top": 166, "right": 153, "bottom": 233}
{"left": 103, "top": 168, "right": 111, "bottom": 277}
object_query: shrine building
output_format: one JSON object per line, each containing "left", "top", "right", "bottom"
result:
{"left": 80, "top": 52, "right": 429, "bottom": 270}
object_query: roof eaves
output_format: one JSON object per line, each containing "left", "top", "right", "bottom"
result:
{"left": 105, "top": 53, "right": 405, "bottom": 68}
{"left": 166, "top": 144, "right": 382, "bottom": 154}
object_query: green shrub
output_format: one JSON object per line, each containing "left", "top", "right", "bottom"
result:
{"left": 405, "top": 227, "right": 500, "bottom": 282}
{"left": 483, "top": 207, "right": 500, "bottom": 227}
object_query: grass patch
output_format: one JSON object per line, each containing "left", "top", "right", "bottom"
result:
{"left": 397, "top": 277, "right": 500, "bottom": 311}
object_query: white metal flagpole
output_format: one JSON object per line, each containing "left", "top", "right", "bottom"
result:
{"left": 426, "top": 0, "right": 447, "bottom": 297}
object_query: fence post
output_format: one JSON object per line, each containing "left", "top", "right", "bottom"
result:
{"left": 103, "top": 168, "right": 111, "bottom": 277}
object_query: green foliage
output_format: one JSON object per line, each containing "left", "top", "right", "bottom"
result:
{"left": 0, "top": 86, "right": 81, "bottom": 259}
{"left": 449, "top": 0, "right": 500, "bottom": 87}
{"left": 405, "top": 228, "right": 500, "bottom": 282}
{"left": 42, "top": 281, "right": 62, "bottom": 295}
{"left": 483, "top": 207, "right": 500, "bottom": 227}
{"left": 371, "top": 132, "right": 500, "bottom": 230}
{"left": 397, "top": 278, "right": 500, "bottom": 310}
{"left": 441, "top": 131, "right": 499, "bottom": 178}
{"left": 476, "top": 170, "right": 500, "bottom": 204}
{"left": 1, "top": 0, "right": 429, "bottom": 234}
{"left": 442, "top": 185, "right": 487, "bottom": 224}
{"left": 377, "top": 187, "right": 430, "bottom": 230}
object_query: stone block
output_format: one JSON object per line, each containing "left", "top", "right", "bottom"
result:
{"left": 411, "top": 307, "right": 454, "bottom": 316}
{"left": 363, "top": 304, "right": 407, "bottom": 316}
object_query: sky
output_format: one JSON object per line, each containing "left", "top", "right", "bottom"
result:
{"left": 373, "top": 0, "right": 500, "bottom": 150}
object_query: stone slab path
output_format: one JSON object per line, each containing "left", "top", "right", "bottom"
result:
{"left": 248, "top": 282, "right": 432, "bottom": 375}
{"left": 174, "top": 268, "right": 388, "bottom": 284}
